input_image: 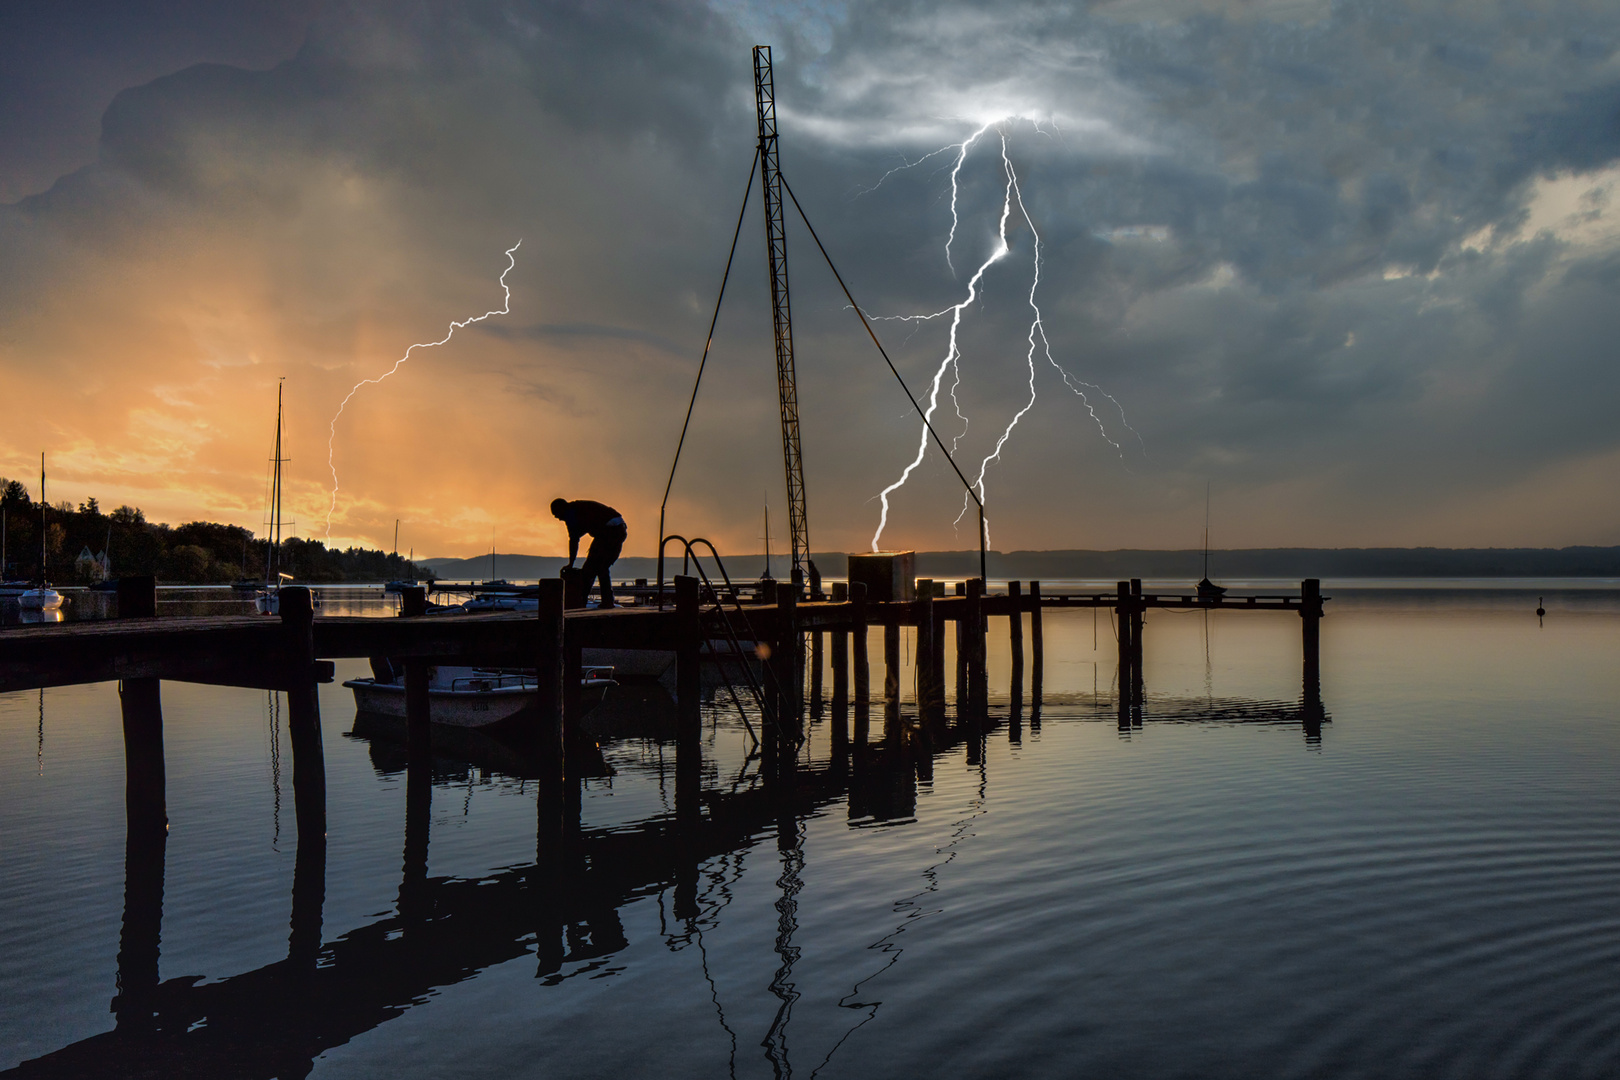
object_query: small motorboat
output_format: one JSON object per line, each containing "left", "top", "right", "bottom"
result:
{"left": 17, "top": 586, "right": 64, "bottom": 611}
{"left": 344, "top": 662, "right": 615, "bottom": 730}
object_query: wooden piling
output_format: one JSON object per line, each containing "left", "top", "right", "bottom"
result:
{"left": 279, "top": 586, "right": 327, "bottom": 971}
{"left": 279, "top": 587, "right": 326, "bottom": 842}
{"left": 965, "top": 578, "right": 986, "bottom": 716}
{"left": 883, "top": 621, "right": 900, "bottom": 713}
{"left": 1029, "top": 580, "right": 1043, "bottom": 729}
{"left": 850, "top": 581, "right": 869, "bottom": 745}
{"left": 115, "top": 675, "right": 165, "bottom": 1029}
{"left": 116, "top": 575, "right": 156, "bottom": 619}
{"left": 830, "top": 581, "right": 849, "bottom": 717}
{"left": 1130, "top": 578, "right": 1145, "bottom": 722}
{"left": 916, "top": 579, "right": 941, "bottom": 720}
{"left": 954, "top": 581, "right": 968, "bottom": 708}
{"left": 810, "top": 629, "right": 824, "bottom": 718}
{"left": 1301, "top": 578, "right": 1322, "bottom": 682}
{"left": 1008, "top": 581, "right": 1024, "bottom": 733}
{"left": 1116, "top": 580, "right": 1132, "bottom": 727}
{"left": 401, "top": 586, "right": 430, "bottom": 763}
{"left": 674, "top": 576, "right": 701, "bottom": 741}
{"left": 534, "top": 578, "right": 565, "bottom": 778}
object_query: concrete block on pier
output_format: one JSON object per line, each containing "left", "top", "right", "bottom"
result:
{"left": 848, "top": 551, "right": 915, "bottom": 603}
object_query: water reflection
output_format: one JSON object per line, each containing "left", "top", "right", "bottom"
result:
{"left": 5, "top": 658, "right": 1336, "bottom": 1079}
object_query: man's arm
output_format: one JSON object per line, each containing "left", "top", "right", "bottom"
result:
{"left": 566, "top": 527, "right": 580, "bottom": 567}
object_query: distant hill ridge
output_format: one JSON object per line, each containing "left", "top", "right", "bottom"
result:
{"left": 419, "top": 546, "right": 1620, "bottom": 581}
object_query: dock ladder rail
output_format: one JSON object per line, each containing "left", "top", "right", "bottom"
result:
{"left": 657, "top": 535, "right": 775, "bottom": 744}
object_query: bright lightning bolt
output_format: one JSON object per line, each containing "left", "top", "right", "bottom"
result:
{"left": 868, "top": 119, "right": 1143, "bottom": 551}
{"left": 324, "top": 241, "right": 521, "bottom": 539}
{"left": 870, "top": 125, "right": 1011, "bottom": 552}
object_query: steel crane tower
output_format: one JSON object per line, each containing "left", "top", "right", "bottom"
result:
{"left": 752, "top": 45, "right": 813, "bottom": 589}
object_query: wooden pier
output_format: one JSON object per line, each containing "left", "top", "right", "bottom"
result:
{"left": 0, "top": 571, "right": 1327, "bottom": 788}
{"left": 0, "top": 572, "right": 1328, "bottom": 1077}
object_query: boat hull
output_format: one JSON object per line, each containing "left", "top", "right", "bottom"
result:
{"left": 343, "top": 677, "right": 611, "bottom": 729}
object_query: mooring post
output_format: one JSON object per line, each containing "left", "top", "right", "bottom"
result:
{"left": 850, "top": 581, "right": 870, "bottom": 745}
{"left": 1008, "top": 581, "right": 1025, "bottom": 735}
{"left": 114, "top": 677, "right": 165, "bottom": 1030}
{"left": 776, "top": 583, "right": 802, "bottom": 730}
{"left": 278, "top": 586, "right": 326, "bottom": 971}
{"left": 279, "top": 586, "right": 326, "bottom": 841}
{"left": 1301, "top": 578, "right": 1322, "bottom": 683}
{"left": 116, "top": 575, "right": 156, "bottom": 619}
{"left": 1130, "top": 578, "right": 1145, "bottom": 721}
{"left": 830, "top": 581, "right": 849, "bottom": 720}
{"left": 1116, "top": 580, "right": 1133, "bottom": 727}
{"left": 399, "top": 586, "right": 431, "bottom": 763}
{"left": 810, "top": 629, "right": 825, "bottom": 719}
{"left": 535, "top": 578, "right": 566, "bottom": 779}
{"left": 966, "top": 578, "right": 987, "bottom": 718}
{"left": 671, "top": 573, "right": 703, "bottom": 899}
{"left": 883, "top": 620, "right": 901, "bottom": 716}
{"left": 675, "top": 575, "right": 701, "bottom": 741}
{"left": 916, "top": 579, "right": 939, "bottom": 720}
{"left": 1029, "top": 580, "right": 1043, "bottom": 728}
{"left": 954, "top": 581, "right": 968, "bottom": 709}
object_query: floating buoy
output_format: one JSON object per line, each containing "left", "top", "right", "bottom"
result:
{"left": 1536, "top": 597, "right": 1546, "bottom": 618}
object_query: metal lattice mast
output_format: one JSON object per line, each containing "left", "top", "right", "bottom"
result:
{"left": 753, "top": 45, "right": 811, "bottom": 587}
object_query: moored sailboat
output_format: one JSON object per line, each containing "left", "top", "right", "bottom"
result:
{"left": 18, "top": 454, "right": 63, "bottom": 612}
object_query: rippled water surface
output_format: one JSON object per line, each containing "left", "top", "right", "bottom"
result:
{"left": 3, "top": 583, "right": 1619, "bottom": 1078}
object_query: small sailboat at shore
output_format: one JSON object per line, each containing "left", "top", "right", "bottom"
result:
{"left": 18, "top": 454, "right": 64, "bottom": 613}
{"left": 1196, "top": 482, "right": 1226, "bottom": 601}
{"left": 253, "top": 381, "right": 306, "bottom": 616}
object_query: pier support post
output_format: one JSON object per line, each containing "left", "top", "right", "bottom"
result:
{"left": 965, "top": 578, "right": 987, "bottom": 720}
{"left": 116, "top": 575, "right": 156, "bottom": 619}
{"left": 883, "top": 621, "right": 901, "bottom": 717}
{"left": 954, "top": 582, "right": 968, "bottom": 710}
{"left": 1029, "top": 580, "right": 1043, "bottom": 730}
{"left": 1301, "top": 578, "right": 1322, "bottom": 684}
{"left": 115, "top": 677, "right": 165, "bottom": 1030}
{"left": 830, "top": 582, "right": 849, "bottom": 755}
{"left": 535, "top": 578, "right": 566, "bottom": 779}
{"left": 675, "top": 576, "right": 701, "bottom": 744}
{"left": 830, "top": 581, "right": 849, "bottom": 713}
{"left": 1116, "top": 581, "right": 1133, "bottom": 729}
{"left": 1008, "top": 581, "right": 1025, "bottom": 724}
{"left": 916, "top": 580, "right": 941, "bottom": 722}
{"left": 279, "top": 587, "right": 326, "bottom": 843}
{"left": 851, "top": 582, "right": 869, "bottom": 745}
{"left": 775, "top": 584, "right": 801, "bottom": 742}
{"left": 279, "top": 587, "right": 326, "bottom": 972}
{"left": 1130, "top": 578, "right": 1145, "bottom": 723}
{"left": 400, "top": 587, "right": 431, "bottom": 763}
{"left": 810, "top": 630, "right": 824, "bottom": 719}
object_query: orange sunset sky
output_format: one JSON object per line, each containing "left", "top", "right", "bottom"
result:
{"left": 4, "top": 1, "right": 1620, "bottom": 560}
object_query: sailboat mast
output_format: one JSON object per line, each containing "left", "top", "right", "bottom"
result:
{"left": 273, "top": 382, "right": 284, "bottom": 580}
{"left": 1203, "top": 481, "right": 1211, "bottom": 580}
{"left": 39, "top": 453, "right": 47, "bottom": 583}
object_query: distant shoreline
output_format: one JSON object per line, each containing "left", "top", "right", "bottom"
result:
{"left": 417, "top": 546, "right": 1620, "bottom": 582}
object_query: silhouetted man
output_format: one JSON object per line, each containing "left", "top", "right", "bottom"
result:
{"left": 551, "top": 498, "right": 627, "bottom": 608}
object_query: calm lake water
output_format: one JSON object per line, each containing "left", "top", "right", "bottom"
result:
{"left": 3, "top": 581, "right": 1619, "bottom": 1078}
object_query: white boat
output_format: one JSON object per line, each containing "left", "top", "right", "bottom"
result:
{"left": 17, "top": 587, "right": 64, "bottom": 611}
{"left": 344, "top": 664, "right": 615, "bottom": 730}
{"left": 17, "top": 455, "right": 65, "bottom": 613}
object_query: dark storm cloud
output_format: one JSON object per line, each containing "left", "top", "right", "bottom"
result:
{"left": 4, "top": 0, "right": 1620, "bottom": 551}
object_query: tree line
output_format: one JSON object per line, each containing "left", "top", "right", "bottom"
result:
{"left": 0, "top": 479, "right": 431, "bottom": 585}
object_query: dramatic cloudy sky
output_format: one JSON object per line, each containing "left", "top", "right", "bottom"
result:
{"left": 3, "top": 0, "right": 1619, "bottom": 558}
